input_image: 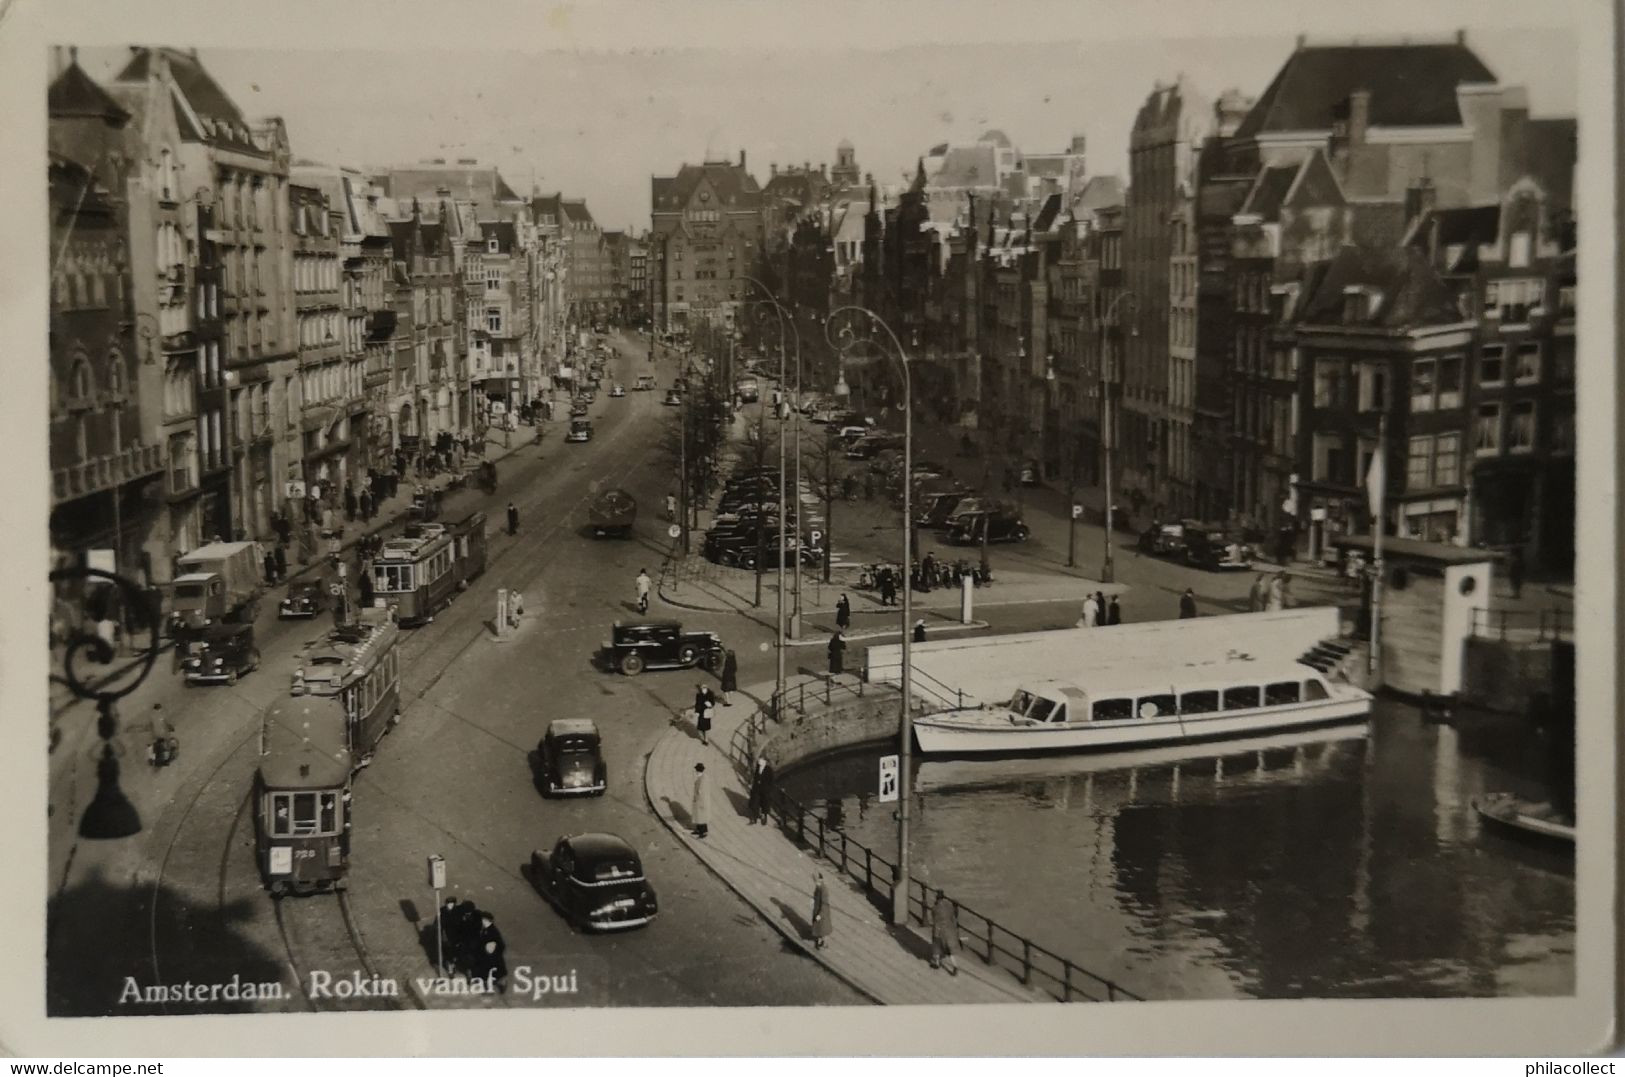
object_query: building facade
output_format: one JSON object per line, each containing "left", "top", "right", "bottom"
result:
{"left": 650, "top": 153, "right": 764, "bottom": 333}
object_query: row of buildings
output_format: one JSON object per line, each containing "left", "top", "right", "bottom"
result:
{"left": 46, "top": 47, "right": 637, "bottom": 585}
{"left": 644, "top": 33, "right": 1576, "bottom": 571}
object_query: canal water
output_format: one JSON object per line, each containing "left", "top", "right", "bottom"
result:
{"left": 778, "top": 700, "right": 1574, "bottom": 1000}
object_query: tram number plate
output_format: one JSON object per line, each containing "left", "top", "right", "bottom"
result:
{"left": 269, "top": 846, "right": 292, "bottom": 875}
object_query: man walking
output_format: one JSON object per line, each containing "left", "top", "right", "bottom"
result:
{"left": 636, "top": 568, "right": 653, "bottom": 614}
{"left": 747, "top": 755, "right": 775, "bottom": 825}
{"left": 344, "top": 483, "right": 357, "bottom": 523}
{"left": 1179, "top": 588, "right": 1197, "bottom": 619}
{"left": 827, "top": 631, "right": 847, "bottom": 677}
{"left": 929, "top": 890, "right": 961, "bottom": 975}
{"left": 1078, "top": 592, "right": 1099, "bottom": 628}
{"left": 1106, "top": 595, "right": 1123, "bottom": 625}
{"left": 835, "top": 593, "right": 851, "bottom": 632}
{"left": 691, "top": 763, "right": 711, "bottom": 839}
{"left": 507, "top": 501, "right": 519, "bottom": 536}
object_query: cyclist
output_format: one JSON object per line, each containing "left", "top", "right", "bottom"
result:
{"left": 635, "top": 568, "right": 653, "bottom": 614}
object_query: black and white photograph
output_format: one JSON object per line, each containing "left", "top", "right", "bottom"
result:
{"left": 3, "top": 0, "right": 1615, "bottom": 1058}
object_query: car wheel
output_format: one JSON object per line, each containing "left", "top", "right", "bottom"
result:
{"left": 1016, "top": 527, "right": 1030, "bottom": 542}
{"left": 677, "top": 643, "right": 699, "bottom": 667}
{"left": 619, "top": 652, "right": 645, "bottom": 676}
{"left": 226, "top": 668, "right": 239, "bottom": 686}
{"left": 702, "top": 651, "right": 723, "bottom": 674}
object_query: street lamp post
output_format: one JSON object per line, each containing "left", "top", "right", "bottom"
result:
{"left": 1100, "top": 293, "right": 1138, "bottom": 584}
{"left": 829, "top": 305, "right": 914, "bottom": 927}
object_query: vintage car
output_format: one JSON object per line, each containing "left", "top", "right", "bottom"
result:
{"left": 183, "top": 623, "right": 262, "bottom": 686}
{"left": 566, "top": 419, "right": 594, "bottom": 443}
{"left": 945, "top": 509, "right": 1031, "bottom": 546}
{"left": 587, "top": 487, "right": 637, "bottom": 538}
{"left": 530, "top": 833, "right": 658, "bottom": 932}
{"left": 1181, "top": 520, "right": 1254, "bottom": 572}
{"left": 538, "top": 719, "right": 607, "bottom": 797}
{"left": 634, "top": 374, "right": 658, "bottom": 391}
{"left": 1138, "top": 522, "right": 1188, "bottom": 559}
{"left": 915, "top": 491, "right": 973, "bottom": 529}
{"left": 910, "top": 460, "right": 949, "bottom": 481}
{"left": 569, "top": 399, "right": 590, "bottom": 418}
{"left": 278, "top": 576, "right": 330, "bottom": 619}
{"left": 609, "top": 383, "right": 626, "bottom": 398}
{"left": 602, "top": 618, "right": 724, "bottom": 676}
{"left": 662, "top": 389, "right": 683, "bottom": 407}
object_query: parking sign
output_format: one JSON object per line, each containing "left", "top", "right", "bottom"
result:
{"left": 878, "top": 754, "right": 899, "bottom": 803}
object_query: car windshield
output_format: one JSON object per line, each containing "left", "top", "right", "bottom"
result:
{"left": 553, "top": 735, "right": 598, "bottom": 753}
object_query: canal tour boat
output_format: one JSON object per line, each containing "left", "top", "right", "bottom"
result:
{"left": 911, "top": 657, "right": 1372, "bottom": 756}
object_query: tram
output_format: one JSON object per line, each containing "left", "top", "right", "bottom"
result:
{"left": 253, "top": 608, "right": 402, "bottom": 896}
{"left": 370, "top": 524, "right": 458, "bottom": 625}
{"left": 446, "top": 510, "right": 489, "bottom": 586}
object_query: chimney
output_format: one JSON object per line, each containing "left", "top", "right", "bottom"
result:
{"left": 770, "top": 162, "right": 777, "bottom": 176}
{"left": 739, "top": 149, "right": 746, "bottom": 169}
{"left": 1070, "top": 134, "right": 1087, "bottom": 155}
{"left": 1295, "top": 34, "right": 1306, "bottom": 50}
{"left": 1456, "top": 29, "right": 1466, "bottom": 46}
{"left": 820, "top": 163, "right": 827, "bottom": 177}
{"left": 1348, "top": 89, "right": 1371, "bottom": 146}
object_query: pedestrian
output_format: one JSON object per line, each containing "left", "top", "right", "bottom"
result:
{"left": 1106, "top": 595, "right": 1122, "bottom": 625}
{"left": 719, "top": 649, "right": 738, "bottom": 706}
{"left": 273, "top": 543, "right": 288, "bottom": 582}
{"left": 1179, "top": 588, "right": 1197, "bottom": 619}
{"left": 436, "top": 895, "right": 461, "bottom": 974}
{"left": 929, "top": 889, "right": 961, "bottom": 975}
{"left": 879, "top": 570, "right": 896, "bottom": 607}
{"left": 1266, "top": 572, "right": 1285, "bottom": 612}
{"left": 693, "top": 684, "right": 712, "bottom": 746}
{"left": 1508, "top": 546, "right": 1525, "bottom": 599}
{"left": 691, "top": 762, "right": 710, "bottom": 839}
{"left": 507, "top": 501, "right": 519, "bottom": 536}
{"left": 344, "top": 484, "right": 357, "bottom": 522}
{"left": 474, "top": 913, "right": 507, "bottom": 990}
{"left": 262, "top": 548, "right": 278, "bottom": 586}
{"left": 1078, "top": 593, "right": 1099, "bottom": 628}
{"left": 359, "top": 488, "right": 373, "bottom": 523}
{"left": 835, "top": 593, "right": 851, "bottom": 631}
{"left": 1094, "top": 592, "right": 1107, "bottom": 625}
{"left": 913, "top": 618, "right": 927, "bottom": 643}
{"left": 747, "top": 755, "right": 775, "bottom": 824}
{"left": 1249, "top": 573, "right": 1269, "bottom": 612}
{"left": 827, "top": 631, "right": 847, "bottom": 677}
{"left": 665, "top": 492, "right": 677, "bottom": 521}
{"left": 358, "top": 562, "right": 374, "bottom": 611}
{"left": 636, "top": 568, "right": 653, "bottom": 614}
{"left": 809, "top": 871, "right": 833, "bottom": 949}
{"left": 450, "top": 900, "right": 482, "bottom": 975}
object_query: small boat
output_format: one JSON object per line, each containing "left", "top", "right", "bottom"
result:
{"left": 911, "top": 657, "right": 1372, "bottom": 756}
{"left": 1472, "top": 792, "right": 1575, "bottom": 846}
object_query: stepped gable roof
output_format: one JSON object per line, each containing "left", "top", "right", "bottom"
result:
{"left": 1298, "top": 243, "right": 1464, "bottom": 329}
{"left": 50, "top": 60, "right": 129, "bottom": 124}
{"left": 1236, "top": 41, "right": 1496, "bottom": 139}
{"left": 652, "top": 161, "right": 762, "bottom": 212}
{"left": 1520, "top": 117, "right": 1576, "bottom": 210}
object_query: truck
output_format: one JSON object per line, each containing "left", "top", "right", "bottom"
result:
{"left": 171, "top": 541, "right": 265, "bottom": 630}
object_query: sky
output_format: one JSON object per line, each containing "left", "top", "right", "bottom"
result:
{"left": 73, "top": 17, "right": 1578, "bottom": 235}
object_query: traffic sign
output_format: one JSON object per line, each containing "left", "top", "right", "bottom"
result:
{"left": 427, "top": 854, "right": 446, "bottom": 890}
{"left": 810, "top": 529, "right": 823, "bottom": 545}
{"left": 1071, "top": 504, "right": 1083, "bottom": 519}
{"left": 878, "top": 754, "right": 899, "bottom": 803}
{"left": 668, "top": 524, "right": 682, "bottom": 539}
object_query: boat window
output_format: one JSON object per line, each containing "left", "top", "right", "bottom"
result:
{"left": 1223, "top": 685, "right": 1263, "bottom": 710}
{"left": 1136, "top": 693, "right": 1177, "bottom": 719}
{"left": 1027, "top": 697, "right": 1058, "bottom": 723}
{"left": 1009, "top": 690, "right": 1035, "bottom": 714}
{"left": 1302, "top": 679, "right": 1330, "bottom": 702}
{"left": 1092, "top": 698, "right": 1133, "bottom": 721}
{"left": 1180, "top": 690, "right": 1219, "bottom": 714}
{"left": 1264, "top": 681, "right": 1302, "bottom": 706}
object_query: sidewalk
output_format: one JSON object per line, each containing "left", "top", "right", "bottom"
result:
{"left": 47, "top": 427, "right": 534, "bottom": 721}
{"left": 642, "top": 676, "right": 1050, "bottom": 1005}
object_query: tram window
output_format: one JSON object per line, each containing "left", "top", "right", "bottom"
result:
{"left": 1180, "top": 690, "right": 1219, "bottom": 714}
{"left": 1222, "top": 685, "right": 1262, "bottom": 710}
{"left": 271, "top": 795, "right": 293, "bottom": 837}
{"left": 1302, "top": 679, "right": 1329, "bottom": 702}
{"left": 292, "top": 792, "right": 320, "bottom": 835}
{"left": 1264, "top": 681, "right": 1302, "bottom": 706}
{"left": 1136, "top": 693, "right": 1176, "bottom": 719}
{"left": 1092, "top": 698, "right": 1133, "bottom": 721}
{"left": 319, "top": 793, "right": 338, "bottom": 833}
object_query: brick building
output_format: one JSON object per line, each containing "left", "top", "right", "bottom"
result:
{"left": 650, "top": 153, "right": 764, "bottom": 333}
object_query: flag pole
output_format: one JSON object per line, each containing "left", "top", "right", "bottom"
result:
{"left": 1367, "top": 410, "right": 1386, "bottom": 679}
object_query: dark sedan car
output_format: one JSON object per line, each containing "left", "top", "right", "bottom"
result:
{"left": 538, "top": 718, "right": 607, "bottom": 797}
{"left": 662, "top": 390, "right": 683, "bottom": 407}
{"left": 278, "top": 576, "right": 329, "bottom": 619}
{"left": 602, "top": 618, "right": 724, "bottom": 676}
{"left": 183, "top": 623, "right": 262, "bottom": 686}
{"left": 531, "top": 833, "right": 658, "bottom": 932}
{"left": 945, "top": 509, "right": 1030, "bottom": 545}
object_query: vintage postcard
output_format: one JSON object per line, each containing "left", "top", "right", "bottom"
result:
{"left": 0, "top": 0, "right": 1614, "bottom": 1057}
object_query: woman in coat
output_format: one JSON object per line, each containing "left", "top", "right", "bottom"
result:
{"left": 693, "top": 685, "right": 713, "bottom": 746}
{"left": 748, "top": 756, "right": 775, "bottom": 824}
{"left": 809, "top": 871, "right": 833, "bottom": 948}
{"left": 835, "top": 594, "right": 851, "bottom": 631}
{"left": 827, "top": 632, "right": 847, "bottom": 677}
{"left": 930, "top": 890, "right": 961, "bottom": 975}
{"left": 691, "top": 763, "right": 710, "bottom": 839}
{"left": 719, "top": 650, "right": 739, "bottom": 706}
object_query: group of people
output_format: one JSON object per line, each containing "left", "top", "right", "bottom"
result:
{"left": 1076, "top": 590, "right": 1123, "bottom": 628}
{"left": 859, "top": 556, "right": 990, "bottom": 605}
{"left": 434, "top": 898, "right": 507, "bottom": 989}
{"left": 1248, "top": 571, "right": 1292, "bottom": 612}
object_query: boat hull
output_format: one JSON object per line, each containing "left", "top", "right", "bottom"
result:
{"left": 912, "top": 697, "right": 1372, "bottom": 756}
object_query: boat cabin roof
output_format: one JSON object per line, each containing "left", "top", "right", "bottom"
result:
{"left": 1017, "top": 659, "right": 1327, "bottom": 705}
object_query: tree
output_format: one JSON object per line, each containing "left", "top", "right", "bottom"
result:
{"left": 654, "top": 360, "right": 730, "bottom": 549}
{"left": 735, "top": 402, "right": 782, "bottom": 607}
{"left": 800, "top": 425, "right": 850, "bottom": 583}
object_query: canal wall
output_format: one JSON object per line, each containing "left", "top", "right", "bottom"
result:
{"left": 1459, "top": 638, "right": 1554, "bottom": 714}
{"left": 755, "top": 688, "right": 906, "bottom": 774}
{"left": 864, "top": 607, "right": 1344, "bottom": 705}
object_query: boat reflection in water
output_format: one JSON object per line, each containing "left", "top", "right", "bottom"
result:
{"left": 780, "top": 700, "right": 1574, "bottom": 1001}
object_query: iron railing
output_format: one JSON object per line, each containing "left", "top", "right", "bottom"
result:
{"left": 1470, "top": 606, "right": 1572, "bottom": 643}
{"left": 767, "top": 787, "right": 1143, "bottom": 1003}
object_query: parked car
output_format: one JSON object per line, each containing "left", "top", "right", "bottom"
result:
{"left": 915, "top": 492, "right": 973, "bottom": 529}
{"left": 182, "top": 623, "right": 261, "bottom": 686}
{"left": 277, "top": 576, "right": 330, "bottom": 619}
{"left": 538, "top": 719, "right": 607, "bottom": 797}
{"left": 945, "top": 510, "right": 1030, "bottom": 545}
{"left": 609, "top": 383, "right": 626, "bottom": 398}
{"left": 602, "top": 618, "right": 724, "bottom": 676}
{"left": 1138, "top": 522, "right": 1187, "bottom": 559}
{"left": 910, "top": 460, "right": 949, "bottom": 481}
{"left": 662, "top": 390, "right": 683, "bottom": 407}
{"left": 1180, "top": 520, "right": 1254, "bottom": 572}
{"left": 634, "top": 374, "right": 657, "bottom": 391}
{"left": 569, "top": 400, "right": 590, "bottom": 418}
{"left": 566, "top": 419, "right": 593, "bottom": 443}
{"left": 531, "top": 833, "right": 658, "bottom": 932}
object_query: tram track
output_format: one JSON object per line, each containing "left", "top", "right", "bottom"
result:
{"left": 140, "top": 345, "right": 669, "bottom": 1012}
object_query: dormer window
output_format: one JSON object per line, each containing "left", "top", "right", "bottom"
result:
{"left": 487, "top": 236, "right": 499, "bottom": 253}
{"left": 1341, "top": 285, "right": 1380, "bottom": 324}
